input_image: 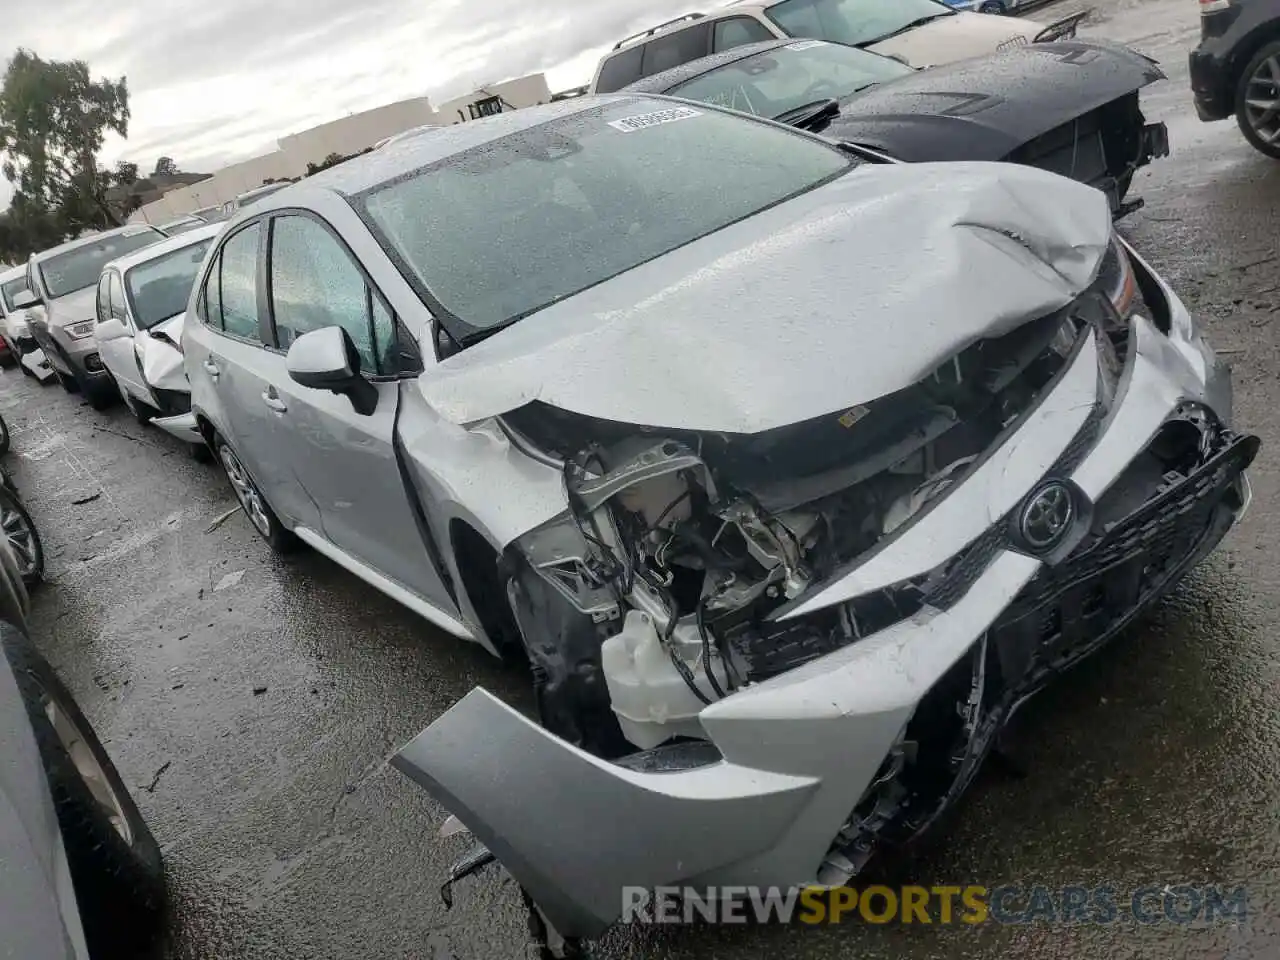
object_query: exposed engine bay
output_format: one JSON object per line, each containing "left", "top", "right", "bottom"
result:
{"left": 503, "top": 302, "right": 1116, "bottom": 756}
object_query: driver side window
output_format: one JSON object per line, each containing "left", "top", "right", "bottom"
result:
{"left": 268, "top": 215, "right": 386, "bottom": 374}
{"left": 107, "top": 272, "right": 128, "bottom": 322}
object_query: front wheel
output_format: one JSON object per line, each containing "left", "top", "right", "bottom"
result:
{"left": 0, "top": 487, "right": 43, "bottom": 586}
{"left": 1236, "top": 40, "right": 1280, "bottom": 159}
{"left": 2, "top": 624, "right": 167, "bottom": 956}
{"left": 120, "top": 388, "right": 153, "bottom": 424}
{"left": 0, "top": 413, "right": 9, "bottom": 455}
{"left": 216, "top": 437, "right": 297, "bottom": 553}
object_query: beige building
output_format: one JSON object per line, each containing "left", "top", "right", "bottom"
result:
{"left": 133, "top": 74, "right": 552, "bottom": 225}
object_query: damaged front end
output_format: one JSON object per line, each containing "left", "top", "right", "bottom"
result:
{"left": 393, "top": 228, "right": 1256, "bottom": 942}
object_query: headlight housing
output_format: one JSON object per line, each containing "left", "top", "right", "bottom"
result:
{"left": 1092, "top": 233, "right": 1137, "bottom": 320}
{"left": 66, "top": 320, "right": 97, "bottom": 340}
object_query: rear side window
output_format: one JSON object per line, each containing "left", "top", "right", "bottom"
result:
{"left": 713, "top": 17, "right": 775, "bottom": 51}
{"left": 640, "top": 23, "right": 713, "bottom": 76}
{"left": 595, "top": 46, "right": 645, "bottom": 93}
{"left": 201, "top": 224, "right": 262, "bottom": 342}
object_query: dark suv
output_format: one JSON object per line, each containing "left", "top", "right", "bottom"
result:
{"left": 1190, "top": 0, "right": 1280, "bottom": 157}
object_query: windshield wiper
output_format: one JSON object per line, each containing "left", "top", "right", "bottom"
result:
{"left": 854, "top": 11, "right": 955, "bottom": 48}
{"left": 772, "top": 98, "right": 842, "bottom": 131}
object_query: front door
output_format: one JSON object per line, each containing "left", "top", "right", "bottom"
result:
{"left": 94, "top": 271, "right": 148, "bottom": 401}
{"left": 261, "top": 212, "right": 452, "bottom": 611}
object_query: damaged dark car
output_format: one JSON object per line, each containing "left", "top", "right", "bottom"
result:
{"left": 622, "top": 36, "right": 1171, "bottom": 217}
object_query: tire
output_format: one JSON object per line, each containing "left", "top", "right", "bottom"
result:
{"left": 215, "top": 436, "right": 297, "bottom": 552}
{"left": 1236, "top": 40, "right": 1280, "bottom": 160}
{"left": 0, "top": 413, "right": 9, "bottom": 455}
{"left": 0, "top": 348, "right": 16, "bottom": 369}
{"left": 191, "top": 441, "right": 213, "bottom": 464}
{"left": 2, "top": 624, "right": 166, "bottom": 957}
{"left": 0, "top": 486, "right": 43, "bottom": 586}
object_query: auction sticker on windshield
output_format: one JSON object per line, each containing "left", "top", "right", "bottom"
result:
{"left": 608, "top": 106, "right": 702, "bottom": 132}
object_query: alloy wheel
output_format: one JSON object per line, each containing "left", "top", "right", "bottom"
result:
{"left": 1, "top": 499, "right": 39, "bottom": 578}
{"left": 42, "top": 688, "right": 134, "bottom": 845}
{"left": 1244, "top": 54, "right": 1280, "bottom": 147}
{"left": 219, "top": 445, "right": 272, "bottom": 537}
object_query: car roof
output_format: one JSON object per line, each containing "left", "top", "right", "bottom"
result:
{"left": 30, "top": 223, "right": 167, "bottom": 263}
{"left": 296, "top": 96, "right": 643, "bottom": 198}
{"left": 104, "top": 222, "right": 223, "bottom": 275}
{"left": 0, "top": 264, "right": 26, "bottom": 285}
{"left": 621, "top": 38, "right": 798, "bottom": 94}
{"left": 160, "top": 215, "right": 203, "bottom": 227}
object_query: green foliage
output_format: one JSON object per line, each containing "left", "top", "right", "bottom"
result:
{"left": 0, "top": 48, "right": 133, "bottom": 260}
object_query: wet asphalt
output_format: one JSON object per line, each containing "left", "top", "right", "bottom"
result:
{"left": 2, "top": 0, "right": 1280, "bottom": 956}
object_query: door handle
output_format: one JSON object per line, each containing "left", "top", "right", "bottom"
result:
{"left": 202, "top": 359, "right": 220, "bottom": 380}
{"left": 262, "top": 391, "right": 287, "bottom": 413}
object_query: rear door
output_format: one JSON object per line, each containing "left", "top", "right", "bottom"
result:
{"left": 189, "top": 220, "right": 321, "bottom": 531}
{"left": 260, "top": 211, "right": 450, "bottom": 608}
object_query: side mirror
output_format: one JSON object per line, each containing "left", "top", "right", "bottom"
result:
{"left": 286, "top": 326, "right": 377, "bottom": 416}
{"left": 11, "top": 289, "right": 39, "bottom": 310}
{"left": 95, "top": 318, "right": 129, "bottom": 343}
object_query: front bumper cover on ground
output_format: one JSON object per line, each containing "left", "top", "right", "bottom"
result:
{"left": 393, "top": 246, "right": 1257, "bottom": 941}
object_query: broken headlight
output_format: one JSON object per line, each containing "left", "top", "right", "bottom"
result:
{"left": 1093, "top": 233, "right": 1137, "bottom": 319}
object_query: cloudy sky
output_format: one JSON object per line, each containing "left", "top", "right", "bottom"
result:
{"left": 1, "top": 0, "right": 703, "bottom": 202}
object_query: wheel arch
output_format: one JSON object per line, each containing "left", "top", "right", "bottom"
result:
{"left": 1228, "top": 22, "right": 1280, "bottom": 96}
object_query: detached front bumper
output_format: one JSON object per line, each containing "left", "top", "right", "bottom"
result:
{"left": 393, "top": 245, "right": 1256, "bottom": 940}
{"left": 151, "top": 412, "right": 202, "bottom": 444}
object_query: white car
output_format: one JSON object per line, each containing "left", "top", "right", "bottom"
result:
{"left": 93, "top": 223, "right": 220, "bottom": 455}
{"left": 589, "top": 0, "right": 1076, "bottom": 92}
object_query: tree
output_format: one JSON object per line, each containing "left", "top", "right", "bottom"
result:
{"left": 0, "top": 49, "right": 130, "bottom": 237}
{"left": 152, "top": 156, "right": 177, "bottom": 177}
{"left": 113, "top": 160, "right": 138, "bottom": 186}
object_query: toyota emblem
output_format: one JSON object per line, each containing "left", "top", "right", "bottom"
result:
{"left": 1018, "top": 481, "right": 1075, "bottom": 551}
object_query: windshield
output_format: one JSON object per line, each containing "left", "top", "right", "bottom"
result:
{"left": 38, "top": 228, "right": 165, "bottom": 298}
{"left": 125, "top": 238, "right": 215, "bottom": 329}
{"left": 766, "top": 0, "right": 953, "bottom": 48}
{"left": 669, "top": 40, "right": 914, "bottom": 118}
{"left": 358, "top": 99, "right": 852, "bottom": 338}
{"left": 1, "top": 277, "right": 25, "bottom": 313}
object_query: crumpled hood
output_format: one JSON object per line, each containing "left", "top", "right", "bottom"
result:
{"left": 827, "top": 39, "right": 1165, "bottom": 163}
{"left": 418, "top": 161, "right": 1112, "bottom": 434}
{"left": 44, "top": 289, "right": 96, "bottom": 329}
{"left": 140, "top": 314, "right": 189, "bottom": 393}
{"left": 868, "top": 10, "right": 1040, "bottom": 68}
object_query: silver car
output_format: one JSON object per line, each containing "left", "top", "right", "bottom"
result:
{"left": 182, "top": 96, "right": 1257, "bottom": 943}
{"left": 19, "top": 225, "right": 168, "bottom": 408}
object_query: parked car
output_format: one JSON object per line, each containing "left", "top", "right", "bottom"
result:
{"left": 92, "top": 224, "right": 220, "bottom": 458}
{"left": 17, "top": 226, "right": 168, "bottom": 408}
{"left": 0, "top": 264, "right": 45, "bottom": 377}
{"left": 1190, "top": 0, "right": 1280, "bottom": 158}
{"left": 157, "top": 215, "right": 208, "bottom": 237}
{"left": 589, "top": 0, "right": 1082, "bottom": 92}
{"left": 178, "top": 95, "right": 1257, "bottom": 945}
{"left": 623, "top": 37, "right": 1169, "bottom": 217}
{"left": 0, "top": 558, "right": 166, "bottom": 960}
